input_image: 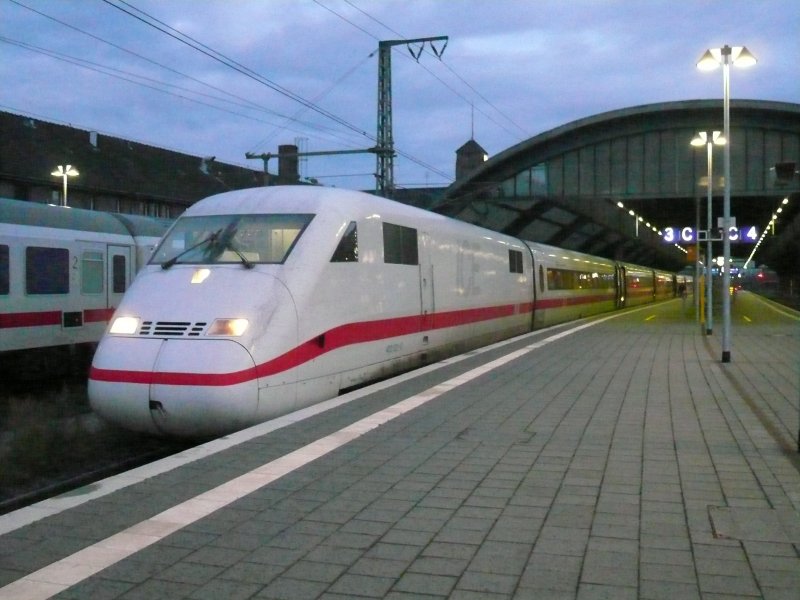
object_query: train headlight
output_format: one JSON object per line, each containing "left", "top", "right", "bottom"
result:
{"left": 208, "top": 318, "right": 249, "bottom": 337}
{"left": 109, "top": 316, "right": 140, "bottom": 335}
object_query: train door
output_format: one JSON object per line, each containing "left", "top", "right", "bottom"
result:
{"left": 616, "top": 264, "right": 626, "bottom": 308}
{"left": 419, "top": 232, "right": 435, "bottom": 333}
{"left": 107, "top": 245, "right": 131, "bottom": 309}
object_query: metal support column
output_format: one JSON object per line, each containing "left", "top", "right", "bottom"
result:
{"left": 376, "top": 36, "right": 448, "bottom": 198}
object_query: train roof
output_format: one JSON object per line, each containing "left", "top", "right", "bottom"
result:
{"left": 186, "top": 185, "right": 520, "bottom": 239}
{"left": 186, "top": 186, "right": 450, "bottom": 221}
{"left": 0, "top": 197, "right": 171, "bottom": 238}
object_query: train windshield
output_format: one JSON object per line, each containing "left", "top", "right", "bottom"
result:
{"left": 150, "top": 214, "right": 314, "bottom": 267}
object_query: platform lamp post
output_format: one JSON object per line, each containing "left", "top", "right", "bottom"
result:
{"left": 51, "top": 165, "right": 79, "bottom": 207}
{"left": 697, "top": 44, "right": 756, "bottom": 363}
{"left": 691, "top": 130, "right": 725, "bottom": 336}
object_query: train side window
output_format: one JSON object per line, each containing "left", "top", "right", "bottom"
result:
{"left": 26, "top": 247, "right": 69, "bottom": 294}
{"left": 331, "top": 221, "right": 358, "bottom": 262}
{"left": 383, "top": 222, "right": 418, "bottom": 265}
{"left": 81, "top": 251, "right": 104, "bottom": 294}
{"left": 0, "top": 245, "right": 8, "bottom": 295}
{"left": 539, "top": 264, "right": 545, "bottom": 293}
{"left": 509, "top": 249, "right": 523, "bottom": 274}
{"left": 113, "top": 255, "right": 127, "bottom": 293}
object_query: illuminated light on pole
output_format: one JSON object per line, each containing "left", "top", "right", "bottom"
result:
{"left": 691, "top": 130, "right": 725, "bottom": 335}
{"left": 697, "top": 44, "right": 756, "bottom": 363}
{"left": 51, "top": 165, "right": 79, "bottom": 207}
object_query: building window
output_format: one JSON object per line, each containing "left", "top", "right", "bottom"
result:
{"left": 26, "top": 247, "right": 69, "bottom": 294}
{"left": 383, "top": 223, "right": 418, "bottom": 265}
{"left": 531, "top": 164, "right": 547, "bottom": 195}
{"left": 331, "top": 221, "right": 358, "bottom": 262}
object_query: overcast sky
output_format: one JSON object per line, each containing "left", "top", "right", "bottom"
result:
{"left": 1, "top": 0, "right": 798, "bottom": 192}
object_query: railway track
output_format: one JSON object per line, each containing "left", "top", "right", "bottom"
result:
{"left": 0, "top": 382, "right": 192, "bottom": 516}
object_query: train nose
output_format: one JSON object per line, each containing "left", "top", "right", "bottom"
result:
{"left": 89, "top": 337, "right": 259, "bottom": 438}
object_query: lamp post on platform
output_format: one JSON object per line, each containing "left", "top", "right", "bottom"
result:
{"left": 691, "top": 130, "right": 725, "bottom": 335}
{"left": 697, "top": 44, "right": 756, "bottom": 363}
{"left": 51, "top": 165, "right": 79, "bottom": 207}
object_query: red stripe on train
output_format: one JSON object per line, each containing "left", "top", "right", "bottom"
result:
{"left": 89, "top": 292, "right": 633, "bottom": 387}
{"left": 89, "top": 302, "right": 535, "bottom": 387}
{"left": 84, "top": 308, "right": 115, "bottom": 323}
{"left": 0, "top": 311, "right": 61, "bottom": 329}
{"left": 0, "top": 308, "right": 115, "bottom": 329}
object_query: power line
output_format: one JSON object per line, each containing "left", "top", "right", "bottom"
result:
{"left": 105, "top": 0, "right": 452, "bottom": 181}
{"left": 5, "top": 0, "right": 369, "bottom": 150}
{"left": 102, "top": 0, "right": 373, "bottom": 140}
{"left": 0, "top": 34, "right": 368, "bottom": 152}
{"left": 8, "top": 0, "right": 453, "bottom": 184}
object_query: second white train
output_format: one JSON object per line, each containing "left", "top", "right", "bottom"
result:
{"left": 89, "top": 186, "right": 685, "bottom": 438}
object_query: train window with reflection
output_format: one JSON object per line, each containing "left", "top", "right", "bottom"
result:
{"left": 509, "top": 249, "right": 523, "bottom": 274}
{"left": 26, "top": 247, "right": 69, "bottom": 294}
{"left": 150, "top": 214, "right": 315, "bottom": 267}
{"left": 383, "top": 223, "right": 418, "bottom": 265}
{"left": 547, "top": 268, "right": 615, "bottom": 291}
{"left": 331, "top": 221, "right": 358, "bottom": 262}
{"left": 0, "top": 245, "right": 8, "bottom": 295}
{"left": 81, "top": 251, "right": 104, "bottom": 294}
{"left": 112, "top": 255, "right": 127, "bottom": 293}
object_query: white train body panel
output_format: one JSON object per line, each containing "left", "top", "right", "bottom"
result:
{"left": 88, "top": 186, "right": 685, "bottom": 438}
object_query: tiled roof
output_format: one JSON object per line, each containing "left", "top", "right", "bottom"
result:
{"left": 0, "top": 111, "right": 268, "bottom": 206}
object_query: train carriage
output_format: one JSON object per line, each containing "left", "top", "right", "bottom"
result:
{"left": 0, "top": 198, "right": 169, "bottom": 374}
{"left": 617, "top": 262, "right": 656, "bottom": 307}
{"left": 527, "top": 243, "right": 617, "bottom": 328}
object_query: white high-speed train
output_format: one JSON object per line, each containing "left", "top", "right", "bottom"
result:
{"left": 0, "top": 198, "right": 170, "bottom": 377}
{"left": 89, "top": 186, "right": 686, "bottom": 438}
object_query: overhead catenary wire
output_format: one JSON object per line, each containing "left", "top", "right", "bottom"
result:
{"left": 102, "top": 0, "right": 373, "bottom": 140}
{"left": 6, "top": 0, "right": 455, "bottom": 184}
{"left": 5, "top": 0, "right": 371, "bottom": 151}
{"left": 103, "top": 0, "right": 451, "bottom": 182}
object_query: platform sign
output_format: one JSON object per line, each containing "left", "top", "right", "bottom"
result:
{"left": 729, "top": 225, "right": 759, "bottom": 243}
{"left": 662, "top": 226, "right": 758, "bottom": 244}
{"left": 662, "top": 227, "right": 698, "bottom": 243}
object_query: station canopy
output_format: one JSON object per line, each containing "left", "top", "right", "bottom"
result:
{"left": 434, "top": 100, "right": 800, "bottom": 273}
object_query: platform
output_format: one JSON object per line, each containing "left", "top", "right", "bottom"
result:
{"left": 1, "top": 292, "right": 798, "bottom": 600}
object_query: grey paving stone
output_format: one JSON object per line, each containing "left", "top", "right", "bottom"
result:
{"left": 393, "top": 572, "right": 458, "bottom": 596}
{"left": 327, "top": 572, "right": 395, "bottom": 597}
{"left": 188, "top": 579, "right": 263, "bottom": 600}
{"left": 456, "top": 570, "right": 518, "bottom": 595}
{"left": 219, "top": 562, "right": 285, "bottom": 585}
{"left": 255, "top": 576, "right": 328, "bottom": 600}
{"left": 117, "top": 578, "right": 198, "bottom": 599}
{"left": 55, "top": 577, "right": 135, "bottom": 600}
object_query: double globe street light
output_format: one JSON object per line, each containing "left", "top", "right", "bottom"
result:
{"left": 691, "top": 130, "right": 725, "bottom": 336}
{"left": 51, "top": 164, "right": 79, "bottom": 207}
{"left": 696, "top": 45, "right": 756, "bottom": 363}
